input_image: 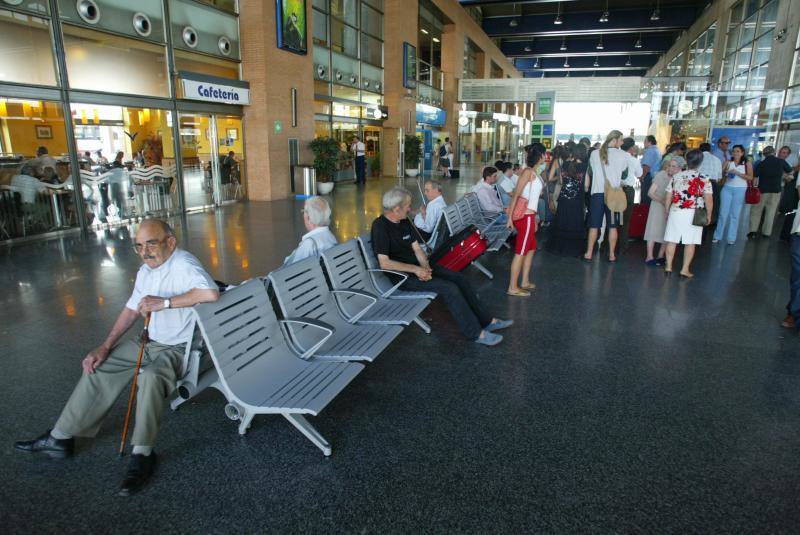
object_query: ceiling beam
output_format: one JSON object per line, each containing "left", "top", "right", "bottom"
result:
{"left": 482, "top": 8, "right": 698, "bottom": 38}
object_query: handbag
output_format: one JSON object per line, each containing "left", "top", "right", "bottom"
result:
{"left": 692, "top": 206, "right": 708, "bottom": 226}
{"left": 602, "top": 161, "right": 627, "bottom": 213}
{"left": 745, "top": 185, "right": 761, "bottom": 205}
{"left": 512, "top": 170, "right": 539, "bottom": 221}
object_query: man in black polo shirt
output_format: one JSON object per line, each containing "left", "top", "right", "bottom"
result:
{"left": 749, "top": 145, "right": 792, "bottom": 238}
{"left": 371, "top": 187, "right": 512, "bottom": 346}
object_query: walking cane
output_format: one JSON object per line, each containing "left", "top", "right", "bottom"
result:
{"left": 118, "top": 313, "right": 151, "bottom": 457}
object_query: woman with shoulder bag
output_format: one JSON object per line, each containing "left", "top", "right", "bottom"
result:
{"left": 663, "top": 149, "right": 713, "bottom": 278}
{"left": 506, "top": 144, "right": 546, "bottom": 297}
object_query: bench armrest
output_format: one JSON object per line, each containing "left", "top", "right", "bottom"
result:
{"left": 280, "top": 317, "right": 336, "bottom": 360}
{"left": 330, "top": 289, "right": 377, "bottom": 323}
{"left": 367, "top": 268, "right": 408, "bottom": 297}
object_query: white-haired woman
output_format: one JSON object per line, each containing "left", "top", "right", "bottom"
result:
{"left": 283, "top": 196, "right": 338, "bottom": 265}
{"left": 371, "top": 187, "right": 513, "bottom": 346}
{"left": 644, "top": 155, "right": 685, "bottom": 266}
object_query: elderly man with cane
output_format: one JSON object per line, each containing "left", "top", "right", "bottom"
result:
{"left": 14, "top": 219, "right": 219, "bottom": 496}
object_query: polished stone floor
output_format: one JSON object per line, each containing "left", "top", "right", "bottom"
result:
{"left": 1, "top": 175, "right": 799, "bottom": 532}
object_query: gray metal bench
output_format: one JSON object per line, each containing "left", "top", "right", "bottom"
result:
{"left": 192, "top": 279, "right": 363, "bottom": 456}
{"left": 321, "top": 240, "right": 431, "bottom": 334}
{"left": 462, "top": 193, "right": 512, "bottom": 252}
{"left": 268, "top": 257, "right": 404, "bottom": 362}
{"left": 357, "top": 232, "right": 437, "bottom": 301}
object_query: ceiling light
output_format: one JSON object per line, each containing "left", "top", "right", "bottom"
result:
{"left": 560, "top": 38, "right": 567, "bottom": 51}
{"left": 635, "top": 34, "right": 643, "bottom": 48}
{"left": 524, "top": 45, "right": 532, "bottom": 52}
{"left": 509, "top": 19, "right": 519, "bottom": 27}
{"left": 421, "top": 28, "right": 428, "bottom": 34}
{"left": 596, "top": 37, "right": 604, "bottom": 50}
{"left": 599, "top": 0, "right": 609, "bottom": 22}
{"left": 534, "top": 58, "right": 540, "bottom": 68}
{"left": 625, "top": 56, "right": 632, "bottom": 66}
{"left": 564, "top": 57, "right": 570, "bottom": 68}
{"left": 554, "top": 2, "right": 563, "bottom": 25}
{"left": 432, "top": 37, "right": 440, "bottom": 43}
{"left": 594, "top": 57, "right": 600, "bottom": 67}
{"left": 650, "top": 9, "right": 660, "bottom": 21}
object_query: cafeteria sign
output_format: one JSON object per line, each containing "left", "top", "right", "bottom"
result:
{"left": 180, "top": 73, "right": 250, "bottom": 105}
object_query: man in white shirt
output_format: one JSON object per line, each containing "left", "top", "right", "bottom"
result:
{"left": 351, "top": 135, "right": 366, "bottom": 185}
{"left": 471, "top": 166, "right": 504, "bottom": 216}
{"left": 284, "top": 196, "right": 338, "bottom": 265}
{"left": 15, "top": 219, "right": 219, "bottom": 496}
{"left": 584, "top": 131, "right": 642, "bottom": 262}
{"left": 697, "top": 142, "right": 723, "bottom": 225}
{"left": 413, "top": 179, "right": 446, "bottom": 240}
{"left": 783, "top": 197, "right": 800, "bottom": 334}
{"left": 496, "top": 162, "right": 516, "bottom": 206}
{"left": 444, "top": 137, "right": 454, "bottom": 176}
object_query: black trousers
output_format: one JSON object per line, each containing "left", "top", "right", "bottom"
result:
{"left": 355, "top": 155, "right": 366, "bottom": 184}
{"left": 402, "top": 266, "right": 492, "bottom": 340}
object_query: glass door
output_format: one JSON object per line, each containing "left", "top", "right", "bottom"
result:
{"left": 180, "top": 112, "right": 216, "bottom": 210}
{"left": 215, "top": 115, "right": 245, "bottom": 203}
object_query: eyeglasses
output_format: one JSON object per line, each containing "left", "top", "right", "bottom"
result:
{"left": 719, "top": 140, "right": 730, "bottom": 145}
{"left": 133, "top": 237, "right": 167, "bottom": 253}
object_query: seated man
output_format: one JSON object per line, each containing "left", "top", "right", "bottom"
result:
{"left": 471, "top": 166, "right": 505, "bottom": 217}
{"left": 496, "top": 162, "right": 517, "bottom": 207}
{"left": 284, "top": 196, "right": 338, "bottom": 265}
{"left": 371, "top": 187, "right": 512, "bottom": 346}
{"left": 413, "top": 179, "right": 446, "bottom": 241}
{"left": 14, "top": 219, "right": 219, "bottom": 496}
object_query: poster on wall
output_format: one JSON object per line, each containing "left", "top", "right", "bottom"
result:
{"left": 276, "top": 0, "right": 307, "bottom": 55}
{"left": 403, "top": 42, "right": 417, "bottom": 89}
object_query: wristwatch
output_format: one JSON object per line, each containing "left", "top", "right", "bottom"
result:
{"left": 163, "top": 298, "right": 171, "bottom": 309}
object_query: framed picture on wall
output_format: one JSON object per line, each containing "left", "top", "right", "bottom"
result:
{"left": 403, "top": 42, "right": 417, "bottom": 89}
{"left": 227, "top": 128, "right": 238, "bottom": 140}
{"left": 36, "top": 125, "right": 53, "bottom": 139}
{"left": 276, "top": 0, "right": 307, "bottom": 55}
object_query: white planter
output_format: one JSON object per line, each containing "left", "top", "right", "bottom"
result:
{"left": 405, "top": 169, "right": 419, "bottom": 178}
{"left": 316, "top": 181, "right": 334, "bottom": 195}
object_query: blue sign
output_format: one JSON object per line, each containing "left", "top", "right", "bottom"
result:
{"left": 783, "top": 103, "right": 800, "bottom": 122}
{"left": 416, "top": 104, "right": 446, "bottom": 126}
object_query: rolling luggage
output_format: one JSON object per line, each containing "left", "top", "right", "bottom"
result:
{"left": 629, "top": 203, "right": 649, "bottom": 239}
{"left": 429, "top": 226, "right": 488, "bottom": 272}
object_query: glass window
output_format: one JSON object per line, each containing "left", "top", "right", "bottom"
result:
{"left": 739, "top": 14, "right": 757, "bottom": 47}
{"left": 363, "top": 0, "right": 383, "bottom": 10}
{"left": 313, "top": 0, "right": 327, "bottom": 11}
{"left": 0, "top": 11, "right": 58, "bottom": 86}
{"left": 0, "top": 98, "right": 77, "bottom": 239}
{"left": 174, "top": 50, "right": 239, "bottom": 80}
{"left": 736, "top": 46, "right": 752, "bottom": 72}
{"left": 331, "top": 83, "right": 359, "bottom": 101}
{"left": 752, "top": 30, "right": 772, "bottom": 66}
{"left": 759, "top": 0, "right": 778, "bottom": 35}
{"left": 314, "top": 80, "right": 330, "bottom": 96}
{"left": 361, "top": 33, "right": 382, "bottom": 66}
{"left": 313, "top": 9, "right": 328, "bottom": 46}
{"left": 361, "top": 3, "right": 382, "bottom": 38}
{"left": 315, "top": 119, "right": 331, "bottom": 138}
{"left": 360, "top": 90, "right": 381, "bottom": 106}
{"left": 744, "top": 0, "right": 760, "bottom": 20}
{"left": 749, "top": 64, "right": 766, "bottom": 90}
{"left": 330, "top": 0, "right": 358, "bottom": 26}
{"left": 730, "top": 1, "right": 744, "bottom": 24}
{"left": 331, "top": 18, "right": 358, "bottom": 57}
{"left": 726, "top": 26, "right": 740, "bottom": 56}
{"left": 63, "top": 25, "right": 169, "bottom": 97}
{"left": 194, "top": 0, "right": 237, "bottom": 14}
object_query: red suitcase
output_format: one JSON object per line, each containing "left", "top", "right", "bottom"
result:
{"left": 629, "top": 203, "right": 649, "bottom": 239}
{"left": 430, "top": 227, "right": 488, "bottom": 272}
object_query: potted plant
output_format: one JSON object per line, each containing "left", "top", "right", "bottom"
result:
{"left": 404, "top": 134, "right": 422, "bottom": 178}
{"left": 309, "top": 137, "right": 341, "bottom": 194}
{"left": 369, "top": 152, "right": 381, "bottom": 177}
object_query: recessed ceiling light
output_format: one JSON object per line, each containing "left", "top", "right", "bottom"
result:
{"left": 421, "top": 28, "right": 428, "bottom": 34}
{"left": 432, "top": 37, "right": 440, "bottom": 43}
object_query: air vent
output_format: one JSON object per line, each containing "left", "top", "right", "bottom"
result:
{"left": 182, "top": 26, "right": 198, "bottom": 48}
{"left": 316, "top": 64, "right": 327, "bottom": 79}
{"left": 132, "top": 12, "right": 151, "bottom": 37}
{"left": 218, "top": 36, "right": 232, "bottom": 56}
{"left": 375, "top": 83, "right": 381, "bottom": 91}
{"left": 76, "top": 0, "right": 101, "bottom": 25}
{"left": 335, "top": 71, "right": 343, "bottom": 81}
{"left": 3, "top": 0, "right": 25, "bottom": 6}
{"left": 363, "top": 80, "right": 370, "bottom": 88}
{"left": 349, "top": 74, "right": 357, "bottom": 85}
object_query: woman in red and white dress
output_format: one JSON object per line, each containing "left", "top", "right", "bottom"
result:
{"left": 663, "top": 149, "right": 714, "bottom": 278}
{"left": 505, "top": 144, "right": 545, "bottom": 297}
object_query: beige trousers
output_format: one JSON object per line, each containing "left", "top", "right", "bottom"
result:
{"left": 54, "top": 339, "right": 183, "bottom": 447}
{"left": 749, "top": 192, "right": 782, "bottom": 236}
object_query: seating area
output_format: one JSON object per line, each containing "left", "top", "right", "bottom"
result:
{"left": 172, "top": 235, "right": 436, "bottom": 455}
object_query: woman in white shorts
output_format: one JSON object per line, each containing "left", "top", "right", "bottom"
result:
{"left": 663, "top": 149, "right": 714, "bottom": 278}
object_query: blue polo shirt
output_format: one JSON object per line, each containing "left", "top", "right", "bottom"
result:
{"left": 640, "top": 145, "right": 662, "bottom": 178}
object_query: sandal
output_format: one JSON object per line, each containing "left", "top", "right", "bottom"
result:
{"left": 521, "top": 283, "right": 536, "bottom": 290}
{"left": 679, "top": 272, "right": 694, "bottom": 279}
{"left": 506, "top": 289, "right": 531, "bottom": 297}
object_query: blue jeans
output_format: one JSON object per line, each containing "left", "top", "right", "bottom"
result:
{"left": 713, "top": 185, "right": 746, "bottom": 243}
{"left": 789, "top": 234, "right": 800, "bottom": 332}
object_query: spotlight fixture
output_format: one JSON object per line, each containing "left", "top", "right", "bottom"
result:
{"left": 596, "top": 36, "right": 604, "bottom": 50}
{"left": 509, "top": 19, "right": 519, "bottom": 27}
{"left": 635, "top": 33, "right": 643, "bottom": 49}
{"left": 594, "top": 57, "right": 600, "bottom": 67}
{"left": 625, "top": 56, "right": 632, "bottom": 67}
{"left": 524, "top": 44, "right": 532, "bottom": 52}
{"left": 533, "top": 58, "right": 540, "bottom": 68}
{"left": 554, "top": 2, "right": 563, "bottom": 25}
{"left": 560, "top": 37, "right": 567, "bottom": 51}
{"left": 432, "top": 37, "right": 440, "bottom": 43}
{"left": 420, "top": 28, "right": 429, "bottom": 35}
{"left": 564, "top": 57, "right": 570, "bottom": 68}
{"left": 599, "top": 1, "right": 609, "bottom": 23}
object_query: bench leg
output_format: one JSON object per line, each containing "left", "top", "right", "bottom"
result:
{"left": 413, "top": 316, "right": 431, "bottom": 334}
{"left": 237, "top": 411, "right": 254, "bottom": 435}
{"left": 284, "top": 413, "right": 332, "bottom": 456}
{"left": 471, "top": 260, "right": 493, "bottom": 279}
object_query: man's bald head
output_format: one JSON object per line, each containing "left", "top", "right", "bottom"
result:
{"left": 134, "top": 219, "right": 177, "bottom": 269}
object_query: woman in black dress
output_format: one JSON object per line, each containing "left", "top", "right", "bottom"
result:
{"left": 546, "top": 143, "right": 588, "bottom": 257}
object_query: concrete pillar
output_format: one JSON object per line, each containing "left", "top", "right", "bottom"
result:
{"left": 765, "top": 0, "right": 800, "bottom": 90}
{"left": 441, "top": 22, "right": 465, "bottom": 161}
{"left": 381, "top": 0, "right": 419, "bottom": 177}
{"left": 240, "top": 0, "right": 315, "bottom": 201}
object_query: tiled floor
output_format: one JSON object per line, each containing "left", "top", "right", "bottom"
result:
{"left": 1, "top": 175, "right": 799, "bottom": 532}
